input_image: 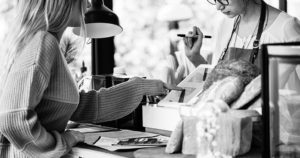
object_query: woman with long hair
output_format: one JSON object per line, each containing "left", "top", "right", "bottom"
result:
{"left": 0, "top": 0, "right": 179, "bottom": 157}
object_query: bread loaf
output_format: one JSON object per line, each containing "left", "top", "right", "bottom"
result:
{"left": 165, "top": 120, "right": 184, "bottom": 153}
{"left": 203, "top": 59, "right": 260, "bottom": 90}
{"left": 197, "top": 76, "right": 245, "bottom": 105}
{"left": 231, "top": 75, "right": 261, "bottom": 109}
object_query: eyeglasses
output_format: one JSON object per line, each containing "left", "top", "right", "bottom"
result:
{"left": 207, "top": 0, "right": 229, "bottom": 6}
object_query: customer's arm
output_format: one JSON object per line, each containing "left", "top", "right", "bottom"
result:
{"left": 71, "top": 77, "right": 170, "bottom": 123}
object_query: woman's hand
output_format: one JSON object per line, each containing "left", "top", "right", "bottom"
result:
{"left": 154, "top": 79, "right": 184, "bottom": 96}
{"left": 63, "top": 130, "right": 85, "bottom": 147}
{"left": 183, "top": 26, "right": 207, "bottom": 66}
{"left": 128, "top": 77, "right": 183, "bottom": 97}
{"left": 147, "top": 79, "right": 183, "bottom": 103}
{"left": 70, "top": 130, "right": 85, "bottom": 143}
{"left": 163, "top": 81, "right": 183, "bottom": 91}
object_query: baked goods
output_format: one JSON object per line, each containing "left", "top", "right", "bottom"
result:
{"left": 231, "top": 75, "right": 261, "bottom": 109}
{"left": 165, "top": 120, "right": 183, "bottom": 153}
{"left": 165, "top": 60, "right": 261, "bottom": 156}
{"left": 203, "top": 59, "right": 260, "bottom": 90}
{"left": 197, "top": 76, "right": 245, "bottom": 105}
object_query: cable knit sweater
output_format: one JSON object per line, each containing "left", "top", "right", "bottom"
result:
{"left": 0, "top": 31, "right": 164, "bottom": 158}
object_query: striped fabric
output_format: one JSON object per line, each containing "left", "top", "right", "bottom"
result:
{"left": 0, "top": 31, "right": 164, "bottom": 158}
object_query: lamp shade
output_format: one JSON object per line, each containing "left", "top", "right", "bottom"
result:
{"left": 73, "top": 0, "right": 123, "bottom": 38}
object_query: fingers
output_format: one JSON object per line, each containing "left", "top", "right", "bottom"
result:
{"left": 147, "top": 79, "right": 183, "bottom": 96}
{"left": 183, "top": 26, "right": 203, "bottom": 49}
{"left": 192, "top": 26, "right": 197, "bottom": 37}
{"left": 71, "top": 130, "right": 85, "bottom": 142}
{"left": 194, "top": 26, "right": 203, "bottom": 41}
{"left": 188, "top": 31, "right": 194, "bottom": 48}
{"left": 183, "top": 31, "right": 193, "bottom": 49}
{"left": 183, "top": 37, "right": 189, "bottom": 48}
{"left": 163, "top": 82, "right": 184, "bottom": 91}
{"left": 63, "top": 130, "right": 85, "bottom": 147}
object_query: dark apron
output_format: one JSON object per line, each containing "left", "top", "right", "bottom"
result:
{"left": 222, "top": 48, "right": 263, "bottom": 69}
{"left": 218, "top": 1, "right": 267, "bottom": 70}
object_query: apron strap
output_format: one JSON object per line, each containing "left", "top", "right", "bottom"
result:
{"left": 250, "top": 1, "right": 267, "bottom": 64}
{"left": 218, "top": 16, "right": 241, "bottom": 62}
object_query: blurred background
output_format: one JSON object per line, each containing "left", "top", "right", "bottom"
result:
{"left": 0, "top": 0, "right": 299, "bottom": 82}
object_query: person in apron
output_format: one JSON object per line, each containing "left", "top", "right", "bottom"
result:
{"left": 183, "top": 0, "right": 300, "bottom": 91}
{"left": 184, "top": 0, "right": 269, "bottom": 69}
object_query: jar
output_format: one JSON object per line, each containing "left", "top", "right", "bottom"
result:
{"left": 262, "top": 42, "right": 300, "bottom": 158}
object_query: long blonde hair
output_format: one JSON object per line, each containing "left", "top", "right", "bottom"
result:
{"left": 0, "top": 0, "right": 86, "bottom": 91}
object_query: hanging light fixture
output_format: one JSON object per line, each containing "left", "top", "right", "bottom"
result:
{"left": 73, "top": 0, "right": 123, "bottom": 39}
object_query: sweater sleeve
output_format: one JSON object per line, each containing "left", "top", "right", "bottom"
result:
{"left": 0, "top": 32, "right": 78, "bottom": 158}
{"left": 71, "top": 77, "right": 165, "bottom": 123}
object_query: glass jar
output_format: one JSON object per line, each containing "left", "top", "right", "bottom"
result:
{"left": 262, "top": 43, "right": 300, "bottom": 158}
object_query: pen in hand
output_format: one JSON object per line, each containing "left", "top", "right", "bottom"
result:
{"left": 177, "top": 34, "right": 212, "bottom": 39}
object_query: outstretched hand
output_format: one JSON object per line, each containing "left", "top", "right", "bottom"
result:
{"left": 163, "top": 81, "right": 183, "bottom": 92}
{"left": 154, "top": 80, "right": 184, "bottom": 102}
{"left": 151, "top": 79, "right": 183, "bottom": 96}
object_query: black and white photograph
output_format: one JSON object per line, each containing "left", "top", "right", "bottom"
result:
{"left": 0, "top": 0, "right": 300, "bottom": 158}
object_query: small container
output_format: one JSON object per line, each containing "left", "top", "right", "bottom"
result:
{"left": 113, "top": 66, "right": 127, "bottom": 77}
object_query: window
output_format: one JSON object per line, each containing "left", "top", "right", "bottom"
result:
{"left": 287, "top": 0, "right": 300, "bottom": 19}
{"left": 264, "top": 0, "right": 279, "bottom": 9}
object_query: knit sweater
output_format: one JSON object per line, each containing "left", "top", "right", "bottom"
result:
{"left": 0, "top": 31, "right": 164, "bottom": 158}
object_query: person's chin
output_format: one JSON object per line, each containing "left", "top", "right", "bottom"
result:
{"left": 222, "top": 11, "right": 236, "bottom": 18}
{"left": 224, "top": 14, "right": 237, "bottom": 18}
{"left": 226, "top": 14, "right": 237, "bottom": 18}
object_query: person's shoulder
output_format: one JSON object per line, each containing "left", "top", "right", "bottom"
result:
{"left": 11, "top": 31, "right": 59, "bottom": 70}
{"left": 38, "top": 31, "right": 60, "bottom": 49}
{"left": 264, "top": 6, "right": 300, "bottom": 42}
{"left": 268, "top": 5, "right": 298, "bottom": 26}
{"left": 267, "top": 5, "right": 281, "bottom": 23}
{"left": 278, "top": 12, "right": 300, "bottom": 26}
{"left": 29, "top": 31, "right": 60, "bottom": 56}
{"left": 33, "top": 31, "right": 61, "bottom": 71}
{"left": 275, "top": 12, "right": 300, "bottom": 41}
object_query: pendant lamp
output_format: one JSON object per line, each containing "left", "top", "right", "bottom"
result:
{"left": 73, "top": 0, "right": 123, "bottom": 38}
